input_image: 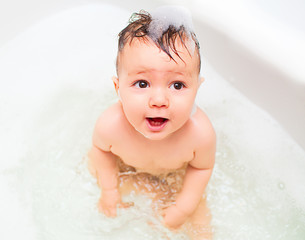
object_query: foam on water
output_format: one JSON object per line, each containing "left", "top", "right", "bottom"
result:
{"left": 1, "top": 4, "right": 305, "bottom": 240}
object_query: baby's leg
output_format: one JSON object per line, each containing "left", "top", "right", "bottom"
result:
{"left": 119, "top": 174, "right": 213, "bottom": 239}
{"left": 185, "top": 197, "right": 213, "bottom": 240}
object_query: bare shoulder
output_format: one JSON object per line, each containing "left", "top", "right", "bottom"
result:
{"left": 191, "top": 107, "right": 215, "bottom": 143}
{"left": 189, "top": 107, "right": 216, "bottom": 168}
{"left": 92, "top": 102, "right": 124, "bottom": 151}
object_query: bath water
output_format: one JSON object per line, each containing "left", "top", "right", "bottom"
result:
{"left": 0, "top": 4, "right": 305, "bottom": 240}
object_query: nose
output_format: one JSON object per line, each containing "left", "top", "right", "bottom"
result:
{"left": 149, "top": 88, "right": 169, "bottom": 108}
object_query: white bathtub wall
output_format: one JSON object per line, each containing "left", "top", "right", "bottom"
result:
{"left": 0, "top": 0, "right": 160, "bottom": 47}
{"left": 0, "top": 0, "right": 92, "bottom": 47}
{"left": 163, "top": 0, "right": 305, "bottom": 148}
{"left": 1, "top": 0, "right": 304, "bottom": 148}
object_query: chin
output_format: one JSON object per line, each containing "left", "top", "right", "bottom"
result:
{"left": 146, "top": 134, "right": 167, "bottom": 141}
{"left": 140, "top": 130, "right": 171, "bottom": 141}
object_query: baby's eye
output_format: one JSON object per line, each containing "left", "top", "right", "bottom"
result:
{"left": 134, "top": 80, "right": 149, "bottom": 88}
{"left": 170, "top": 82, "right": 185, "bottom": 90}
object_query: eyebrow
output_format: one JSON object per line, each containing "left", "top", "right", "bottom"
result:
{"left": 133, "top": 69, "right": 186, "bottom": 76}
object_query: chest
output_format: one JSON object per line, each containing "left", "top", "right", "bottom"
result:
{"left": 111, "top": 134, "right": 194, "bottom": 171}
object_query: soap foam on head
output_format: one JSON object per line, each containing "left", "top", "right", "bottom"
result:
{"left": 148, "top": 6, "right": 196, "bottom": 53}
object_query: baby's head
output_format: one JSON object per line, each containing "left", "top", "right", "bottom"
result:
{"left": 116, "top": 7, "right": 201, "bottom": 76}
{"left": 113, "top": 7, "right": 203, "bottom": 140}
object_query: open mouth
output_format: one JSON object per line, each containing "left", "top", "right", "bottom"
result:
{"left": 146, "top": 117, "right": 169, "bottom": 131}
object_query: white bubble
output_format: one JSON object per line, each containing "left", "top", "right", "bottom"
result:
{"left": 148, "top": 6, "right": 194, "bottom": 42}
{"left": 278, "top": 182, "right": 285, "bottom": 190}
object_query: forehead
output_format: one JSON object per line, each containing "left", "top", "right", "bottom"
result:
{"left": 117, "top": 38, "right": 200, "bottom": 76}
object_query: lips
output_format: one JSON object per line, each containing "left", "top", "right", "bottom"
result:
{"left": 146, "top": 117, "right": 168, "bottom": 131}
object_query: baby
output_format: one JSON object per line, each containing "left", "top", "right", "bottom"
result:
{"left": 88, "top": 7, "right": 215, "bottom": 238}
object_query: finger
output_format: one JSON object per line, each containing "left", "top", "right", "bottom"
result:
{"left": 109, "top": 208, "right": 117, "bottom": 217}
{"left": 101, "top": 205, "right": 110, "bottom": 217}
{"left": 98, "top": 202, "right": 113, "bottom": 217}
{"left": 99, "top": 204, "right": 110, "bottom": 216}
{"left": 105, "top": 209, "right": 111, "bottom": 217}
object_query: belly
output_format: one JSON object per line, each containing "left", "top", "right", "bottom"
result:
{"left": 117, "top": 158, "right": 187, "bottom": 176}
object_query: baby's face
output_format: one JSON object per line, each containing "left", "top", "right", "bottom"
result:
{"left": 114, "top": 38, "right": 201, "bottom": 140}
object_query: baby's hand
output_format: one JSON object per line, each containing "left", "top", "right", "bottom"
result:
{"left": 98, "top": 188, "right": 133, "bottom": 217}
{"left": 162, "top": 204, "right": 189, "bottom": 229}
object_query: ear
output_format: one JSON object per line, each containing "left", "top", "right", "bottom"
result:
{"left": 198, "top": 76, "right": 205, "bottom": 88}
{"left": 112, "top": 76, "right": 119, "bottom": 95}
{"left": 199, "top": 76, "right": 205, "bottom": 85}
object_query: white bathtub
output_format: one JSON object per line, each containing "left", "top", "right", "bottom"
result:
{"left": 0, "top": 0, "right": 304, "bottom": 239}
{"left": 1, "top": 0, "right": 304, "bottom": 147}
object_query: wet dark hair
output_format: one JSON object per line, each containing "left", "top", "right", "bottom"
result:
{"left": 116, "top": 10, "right": 201, "bottom": 74}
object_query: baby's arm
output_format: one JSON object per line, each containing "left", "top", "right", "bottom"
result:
{"left": 89, "top": 108, "right": 129, "bottom": 217}
{"left": 163, "top": 123, "right": 216, "bottom": 228}
{"left": 89, "top": 145, "right": 122, "bottom": 217}
{"left": 163, "top": 164, "right": 214, "bottom": 228}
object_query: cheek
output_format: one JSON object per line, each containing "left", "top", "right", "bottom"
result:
{"left": 171, "top": 94, "right": 196, "bottom": 124}
{"left": 170, "top": 102, "right": 192, "bottom": 127}
{"left": 172, "top": 94, "right": 195, "bottom": 112}
{"left": 122, "top": 93, "right": 145, "bottom": 107}
{"left": 120, "top": 94, "right": 145, "bottom": 121}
